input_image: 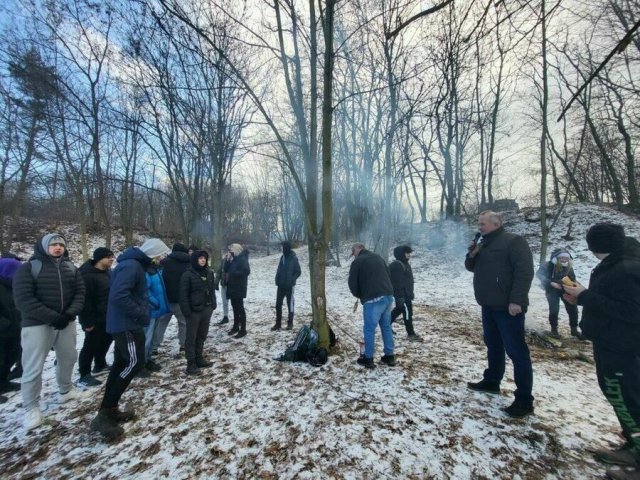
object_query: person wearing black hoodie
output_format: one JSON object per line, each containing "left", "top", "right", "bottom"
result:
{"left": 13, "top": 233, "right": 86, "bottom": 431}
{"left": 0, "top": 257, "right": 22, "bottom": 402}
{"left": 389, "top": 245, "right": 423, "bottom": 342}
{"left": 155, "top": 242, "right": 191, "bottom": 353}
{"left": 272, "top": 241, "right": 301, "bottom": 331}
{"left": 225, "top": 243, "right": 250, "bottom": 338}
{"left": 561, "top": 224, "right": 640, "bottom": 480}
{"left": 77, "top": 247, "right": 114, "bottom": 388}
{"left": 179, "top": 250, "right": 217, "bottom": 375}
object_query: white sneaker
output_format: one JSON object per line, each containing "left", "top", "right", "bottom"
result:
{"left": 58, "top": 388, "right": 83, "bottom": 404}
{"left": 24, "top": 408, "right": 43, "bottom": 431}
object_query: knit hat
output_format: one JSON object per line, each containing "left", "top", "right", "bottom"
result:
{"left": 172, "top": 242, "right": 188, "bottom": 253}
{"left": 282, "top": 241, "right": 292, "bottom": 255}
{"left": 139, "top": 238, "right": 171, "bottom": 259}
{"left": 41, "top": 233, "right": 66, "bottom": 253}
{"left": 228, "top": 243, "right": 243, "bottom": 256}
{"left": 586, "top": 223, "right": 625, "bottom": 254}
{"left": 0, "top": 258, "right": 21, "bottom": 280}
{"left": 92, "top": 247, "right": 114, "bottom": 263}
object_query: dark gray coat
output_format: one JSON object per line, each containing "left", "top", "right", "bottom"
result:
{"left": 275, "top": 251, "right": 301, "bottom": 289}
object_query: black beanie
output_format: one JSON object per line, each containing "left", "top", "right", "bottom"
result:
{"left": 93, "top": 247, "right": 114, "bottom": 263}
{"left": 173, "top": 242, "right": 188, "bottom": 253}
{"left": 586, "top": 223, "right": 625, "bottom": 254}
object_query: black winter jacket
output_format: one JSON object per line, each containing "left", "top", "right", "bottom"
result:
{"left": 275, "top": 251, "right": 301, "bottom": 289}
{"left": 389, "top": 247, "right": 414, "bottom": 300}
{"left": 348, "top": 249, "right": 393, "bottom": 304}
{"left": 578, "top": 237, "right": 640, "bottom": 353}
{"left": 224, "top": 250, "right": 250, "bottom": 300}
{"left": 0, "top": 278, "right": 20, "bottom": 338}
{"left": 179, "top": 266, "right": 217, "bottom": 317}
{"left": 161, "top": 251, "right": 191, "bottom": 303}
{"left": 13, "top": 237, "right": 85, "bottom": 327}
{"left": 78, "top": 260, "right": 111, "bottom": 330}
{"left": 464, "top": 227, "right": 534, "bottom": 309}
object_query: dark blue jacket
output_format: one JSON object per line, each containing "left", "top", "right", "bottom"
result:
{"left": 225, "top": 250, "right": 250, "bottom": 300}
{"left": 106, "top": 247, "right": 151, "bottom": 334}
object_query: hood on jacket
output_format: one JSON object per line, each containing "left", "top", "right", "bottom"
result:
{"left": 0, "top": 257, "right": 21, "bottom": 280}
{"left": 393, "top": 245, "right": 413, "bottom": 262}
{"left": 191, "top": 250, "right": 209, "bottom": 270}
{"left": 282, "top": 241, "right": 292, "bottom": 255}
{"left": 118, "top": 246, "right": 152, "bottom": 265}
{"left": 32, "top": 233, "right": 69, "bottom": 260}
{"left": 172, "top": 242, "right": 188, "bottom": 253}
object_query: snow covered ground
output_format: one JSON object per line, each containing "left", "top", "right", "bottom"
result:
{"left": 1, "top": 203, "right": 639, "bottom": 479}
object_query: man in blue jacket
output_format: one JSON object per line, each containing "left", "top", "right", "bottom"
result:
{"left": 90, "top": 239, "right": 166, "bottom": 440}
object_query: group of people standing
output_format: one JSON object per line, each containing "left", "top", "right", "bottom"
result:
{"left": 1, "top": 214, "right": 639, "bottom": 479}
{"left": 0, "top": 235, "right": 256, "bottom": 440}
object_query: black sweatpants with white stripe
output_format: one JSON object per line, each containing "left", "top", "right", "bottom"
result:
{"left": 100, "top": 329, "right": 145, "bottom": 410}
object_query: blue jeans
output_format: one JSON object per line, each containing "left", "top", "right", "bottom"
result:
{"left": 143, "top": 317, "right": 157, "bottom": 363}
{"left": 362, "top": 295, "right": 394, "bottom": 358}
{"left": 481, "top": 307, "right": 534, "bottom": 406}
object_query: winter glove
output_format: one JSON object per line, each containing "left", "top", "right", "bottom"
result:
{"left": 50, "top": 315, "right": 70, "bottom": 331}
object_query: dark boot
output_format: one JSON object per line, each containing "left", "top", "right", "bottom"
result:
{"left": 356, "top": 356, "right": 376, "bottom": 369}
{"left": 228, "top": 319, "right": 239, "bottom": 336}
{"left": 235, "top": 318, "right": 246, "bottom": 338}
{"left": 270, "top": 319, "right": 281, "bottom": 331}
{"left": 570, "top": 325, "right": 581, "bottom": 337}
{"left": 380, "top": 355, "right": 396, "bottom": 366}
{"left": 502, "top": 400, "right": 534, "bottom": 418}
{"left": 107, "top": 406, "right": 136, "bottom": 423}
{"left": 549, "top": 313, "right": 559, "bottom": 337}
{"left": 467, "top": 379, "right": 500, "bottom": 394}
{"left": 286, "top": 312, "right": 294, "bottom": 330}
{"left": 218, "top": 316, "right": 229, "bottom": 325}
{"left": 186, "top": 363, "right": 201, "bottom": 376}
{"left": 90, "top": 410, "right": 125, "bottom": 440}
{"left": 196, "top": 358, "right": 213, "bottom": 368}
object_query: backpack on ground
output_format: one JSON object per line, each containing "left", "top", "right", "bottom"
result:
{"left": 278, "top": 325, "right": 318, "bottom": 362}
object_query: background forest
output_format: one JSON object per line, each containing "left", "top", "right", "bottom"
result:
{"left": 0, "top": 0, "right": 638, "bottom": 260}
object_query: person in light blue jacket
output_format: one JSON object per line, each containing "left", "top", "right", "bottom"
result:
{"left": 142, "top": 242, "right": 170, "bottom": 375}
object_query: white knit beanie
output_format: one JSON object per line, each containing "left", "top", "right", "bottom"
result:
{"left": 139, "top": 238, "right": 170, "bottom": 259}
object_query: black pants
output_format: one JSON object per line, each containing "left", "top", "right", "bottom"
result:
{"left": 0, "top": 333, "right": 20, "bottom": 383}
{"left": 275, "top": 286, "right": 294, "bottom": 323}
{"left": 185, "top": 307, "right": 212, "bottom": 363}
{"left": 391, "top": 297, "right": 416, "bottom": 336}
{"left": 546, "top": 290, "right": 578, "bottom": 327}
{"left": 100, "top": 329, "right": 145, "bottom": 410}
{"left": 78, "top": 322, "right": 113, "bottom": 376}
{"left": 231, "top": 298, "right": 246, "bottom": 333}
{"left": 593, "top": 344, "right": 640, "bottom": 453}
